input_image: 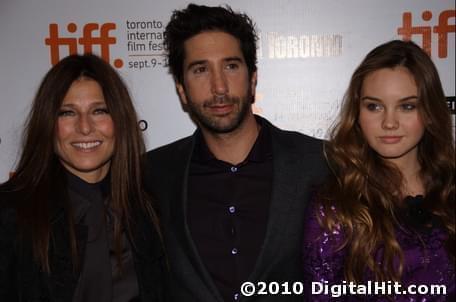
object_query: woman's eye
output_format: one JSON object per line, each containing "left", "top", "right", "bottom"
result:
{"left": 58, "top": 110, "right": 75, "bottom": 117}
{"left": 400, "top": 103, "right": 417, "bottom": 111}
{"left": 366, "top": 103, "right": 382, "bottom": 111}
{"left": 94, "top": 108, "right": 109, "bottom": 114}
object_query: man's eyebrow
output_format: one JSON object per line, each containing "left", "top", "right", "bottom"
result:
{"left": 186, "top": 60, "right": 207, "bottom": 71}
{"left": 186, "top": 56, "right": 245, "bottom": 70}
{"left": 224, "top": 56, "right": 243, "bottom": 62}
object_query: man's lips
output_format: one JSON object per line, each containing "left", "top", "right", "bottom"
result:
{"left": 206, "top": 103, "right": 234, "bottom": 115}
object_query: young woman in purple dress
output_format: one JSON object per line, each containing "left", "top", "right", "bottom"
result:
{"left": 302, "top": 40, "right": 454, "bottom": 301}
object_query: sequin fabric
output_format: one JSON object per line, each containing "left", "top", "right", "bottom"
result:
{"left": 302, "top": 198, "right": 454, "bottom": 301}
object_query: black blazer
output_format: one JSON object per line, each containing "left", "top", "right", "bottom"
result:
{"left": 0, "top": 190, "right": 167, "bottom": 301}
{"left": 145, "top": 117, "right": 328, "bottom": 302}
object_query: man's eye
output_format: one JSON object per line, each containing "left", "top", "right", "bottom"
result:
{"left": 193, "top": 66, "right": 207, "bottom": 74}
{"left": 225, "top": 63, "right": 239, "bottom": 70}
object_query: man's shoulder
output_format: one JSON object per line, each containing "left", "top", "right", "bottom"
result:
{"left": 265, "top": 119, "right": 324, "bottom": 153}
{"left": 275, "top": 127, "right": 322, "bottom": 144}
{"left": 146, "top": 135, "right": 194, "bottom": 160}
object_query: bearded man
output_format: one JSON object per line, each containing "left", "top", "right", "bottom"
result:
{"left": 145, "top": 4, "right": 328, "bottom": 302}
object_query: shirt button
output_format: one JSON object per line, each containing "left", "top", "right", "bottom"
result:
{"left": 229, "top": 206, "right": 236, "bottom": 213}
{"left": 230, "top": 166, "right": 238, "bottom": 173}
{"left": 231, "top": 248, "right": 238, "bottom": 255}
{"left": 234, "top": 293, "right": 240, "bottom": 300}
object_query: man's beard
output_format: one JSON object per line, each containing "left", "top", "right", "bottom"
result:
{"left": 185, "top": 89, "right": 253, "bottom": 134}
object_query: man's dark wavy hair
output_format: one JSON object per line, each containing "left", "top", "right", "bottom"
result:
{"left": 164, "top": 3, "right": 258, "bottom": 84}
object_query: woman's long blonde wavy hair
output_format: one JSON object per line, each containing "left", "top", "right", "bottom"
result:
{"left": 319, "top": 40, "right": 455, "bottom": 282}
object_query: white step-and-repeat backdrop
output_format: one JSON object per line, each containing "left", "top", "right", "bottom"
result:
{"left": 1, "top": 0, "right": 454, "bottom": 182}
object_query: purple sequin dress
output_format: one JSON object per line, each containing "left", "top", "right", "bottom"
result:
{"left": 302, "top": 196, "right": 454, "bottom": 301}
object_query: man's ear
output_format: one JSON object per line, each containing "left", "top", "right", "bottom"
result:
{"left": 250, "top": 71, "right": 258, "bottom": 103}
{"left": 176, "top": 82, "right": 187, "bottom": 105}
{"left": 250, "top": 71, "right": 257, "bottom": 92}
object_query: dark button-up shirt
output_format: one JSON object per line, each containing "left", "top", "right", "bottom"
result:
{"left": 66, "top": 171, "right": 139, "bottom": 302}
{"left": 187, "top": 120, "right": 273, "bottom": 302}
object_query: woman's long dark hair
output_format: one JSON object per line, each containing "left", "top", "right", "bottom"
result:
{"left": 1, "top": 54, "right": 159, "bottom": 272}
{"left": 319, "top": 40, "right": 455, "bottom": 282}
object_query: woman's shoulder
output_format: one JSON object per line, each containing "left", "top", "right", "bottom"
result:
{"left": 0, "top": 195, "right": 19, "bottom": 253}
{"left": 0, "top": 187, "right": 21, "bottom": 206}
{"left": 0, "top": 189, "right": 20, "bottom": 228}
{"left": 304, "top": 193, "right": 343, "bottom": 232}
{"left": 303, "top": 195, "right": 347, "bottom": 254}
{"left": 302, "top": 195, "right": 348, "bottom": 287}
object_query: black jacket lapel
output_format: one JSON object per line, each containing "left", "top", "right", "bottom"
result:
{"left": 45, "top": 196, "right": 87, "bottom": 301}
{"left": 167, "top": 134, "right": 225, "bottom": 301}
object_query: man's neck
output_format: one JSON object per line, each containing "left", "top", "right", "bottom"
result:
{"left": 200, "top": 114, "right": 260, "bottom": 165}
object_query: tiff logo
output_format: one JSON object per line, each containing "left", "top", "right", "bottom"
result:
{"left": 45, "top": 23, "right": 123, "bottom": 67}
{"left": 398, "top": 10, "right": 455, "bottom": 58}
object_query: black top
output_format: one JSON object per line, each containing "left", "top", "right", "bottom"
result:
{"left": 187, "top": 121, "right": 273, "bottom": 302}
{"left": 397, "top": 195, "right": 438, "bottom": 232}
{"left": 0, "top": 170, "right": 167, "bottom": 302}
{"left": 66, "top": 171, "right": 139, "bottom": 302}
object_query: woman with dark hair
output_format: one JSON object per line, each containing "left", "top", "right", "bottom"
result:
{"left": 302, "top": 40, "right": 454, "bottom": 301}
{"left": 0, "top": 54, "right": 167, "bottom": 301}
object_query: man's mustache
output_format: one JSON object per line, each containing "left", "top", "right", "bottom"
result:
{"left": 203, "top": 96, "right": 239, "bottom": 107}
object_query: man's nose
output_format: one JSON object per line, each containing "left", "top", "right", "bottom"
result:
{"left": 211, "top": 69, "right": 228, "bottom": 97}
